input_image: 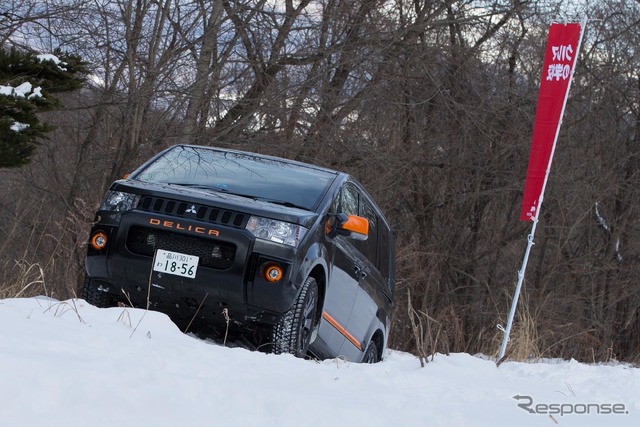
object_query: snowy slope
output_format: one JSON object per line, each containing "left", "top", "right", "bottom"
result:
{"left": 1, "top": 297, "right": 638, "bottom": 427}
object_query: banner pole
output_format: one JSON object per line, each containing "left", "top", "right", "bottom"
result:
{"left": 497, "top": 18, "right": 587, "bottom": 362}
{"left": 497, "top": 218, "right": 538, "bottom": 361}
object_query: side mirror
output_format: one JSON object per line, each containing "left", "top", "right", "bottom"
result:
{"left": 326, "top": 213, "right": 369, "bottom": 241}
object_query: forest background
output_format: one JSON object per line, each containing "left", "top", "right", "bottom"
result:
{"left": 1, "top": 0, "right": 638, "bottom": 363}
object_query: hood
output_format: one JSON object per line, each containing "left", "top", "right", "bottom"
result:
{"left": 109, "top": 179, "right": 320, "bottom": 228}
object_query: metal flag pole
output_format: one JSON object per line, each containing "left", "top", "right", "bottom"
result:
{"left": 497, "top": 17, "right": 588, "bottom": 362}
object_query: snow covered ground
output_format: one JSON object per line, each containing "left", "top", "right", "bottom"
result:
{"left": 1, "top": 297, "right": 638, "bottom": 427}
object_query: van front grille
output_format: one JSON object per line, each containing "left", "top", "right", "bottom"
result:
{"left": 127, "top": 226, "right": 236, "bottom": 270}
{"left": 138, "top": 196, "right": 248, "bottom": 228}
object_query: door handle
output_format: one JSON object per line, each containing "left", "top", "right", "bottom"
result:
{"left": 354, "top": 265, "right": 367, "bottom": 280}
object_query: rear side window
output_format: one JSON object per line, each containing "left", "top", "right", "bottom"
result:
{"left": 378, "top": 224, "right": 390, "bottom": 283}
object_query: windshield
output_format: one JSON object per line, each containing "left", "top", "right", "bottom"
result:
{"left": 134, "top": 146, "right": 337, "bottom": 211}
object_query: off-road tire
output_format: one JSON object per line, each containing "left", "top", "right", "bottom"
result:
{"left": 272, "top": 276, "right": 319, "bottom": 358}
{"left": 82, "top": 275, "right": 107, "bottom": 308}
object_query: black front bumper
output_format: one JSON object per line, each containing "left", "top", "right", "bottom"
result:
{"left": 86, "top": 210, "right": 299, "bottom": 330}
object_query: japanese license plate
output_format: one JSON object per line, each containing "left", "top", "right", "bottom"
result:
{"left": 153, "top": 249, "right": 199, "bottom": 279}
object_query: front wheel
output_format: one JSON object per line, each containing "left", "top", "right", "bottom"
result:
{"left": 272, "top": 276, "right": 319, "bottom": 358}
{"left": 81, "top": 275, "right": 107, "bottom": 308}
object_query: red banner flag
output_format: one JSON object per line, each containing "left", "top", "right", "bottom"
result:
{"left": 520, "top": 23, "right": 582, "bottom": 221}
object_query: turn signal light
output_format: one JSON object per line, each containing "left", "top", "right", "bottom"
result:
{"left": 262, "top": 263, "right": 283, "bottom": 283}
{"left": 91, "top": 231, "right": 108, "bottom": 250}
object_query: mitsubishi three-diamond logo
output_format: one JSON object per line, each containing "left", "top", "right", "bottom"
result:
{"left": 185, "top": 205, "right": 197, "bottom": 214}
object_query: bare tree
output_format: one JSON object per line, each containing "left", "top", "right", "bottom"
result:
{"left": 1, "top": 0, "right": 638, "bottom": 362}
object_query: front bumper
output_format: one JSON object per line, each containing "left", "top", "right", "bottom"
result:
{"left": 86, "top": 210, "right": 299, "bottom": 329}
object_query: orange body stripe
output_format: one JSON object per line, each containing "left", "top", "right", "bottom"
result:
{"left": 322, "top": 311, "right": 363, "bottom": 351}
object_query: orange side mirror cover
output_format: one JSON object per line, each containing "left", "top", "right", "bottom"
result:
{"left": 341, "top": 215, "right": 369, "bottom": 239}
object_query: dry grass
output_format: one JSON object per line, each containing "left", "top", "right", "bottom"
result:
{"left": 501, "top": 302, "right": 541, "bottom": 361}
{"left": 0, "top": 259, "right": 47, "bottom": 299}
{"left": 43, "top": 298, "right": 85, "bottom": 323}
{"left": 0, "top": 194, "right": 93, "bottom": 301}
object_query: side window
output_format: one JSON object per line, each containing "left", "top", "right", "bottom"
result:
{"left": 334, "top": 183, "right": 379, "bottom": 269}
{"left": 339, "top": 185, "right": 359, "bottom": 216}
{"left": 355, "top": 199, "right": 378, "bottom": 267}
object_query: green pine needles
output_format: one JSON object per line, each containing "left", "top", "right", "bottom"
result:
{"left": 0, "top": 47, "right": 87, "bottom": 167}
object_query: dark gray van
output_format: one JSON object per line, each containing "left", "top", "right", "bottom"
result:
{"left": 84, "top": 145, "right": 394, "bottom": 362}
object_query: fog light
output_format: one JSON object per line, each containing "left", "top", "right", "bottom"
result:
{"left": 262, "top": 264, "right": 283, "bottom": 283}
{"left": 91, "top": 231, "right": 108, "bottom": 250}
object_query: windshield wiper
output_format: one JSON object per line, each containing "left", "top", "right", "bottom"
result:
{"left": 166, "top": 183, "right": 259, "bottom": 200}
{"left": 166, "top": 182, "right": 218, "bottom": 190}
{"left": 260, "top": 198, "right": 308, "bottom": 210}
{"left": 165, "top": 183, "right": 305, "bottom": 208}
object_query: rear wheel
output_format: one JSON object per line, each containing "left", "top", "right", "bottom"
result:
{"left": 81, "top": 275, "right": 107, "bottom": 308}
{"left": 272, "top": 276, "right": 319, "bottom": 358}
{"left": 363, "top": 341, "right": 379, "bottom": 363}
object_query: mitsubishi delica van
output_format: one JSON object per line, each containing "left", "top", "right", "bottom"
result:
{"left": 84, "top": 144, "right": 394, "bottom": 363}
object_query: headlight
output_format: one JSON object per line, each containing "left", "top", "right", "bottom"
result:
{"left": 246, "top": 216, "right": 307, "bottom": 247}
{"left": 100, "top": 191, "right": 140, "bottom": 212}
